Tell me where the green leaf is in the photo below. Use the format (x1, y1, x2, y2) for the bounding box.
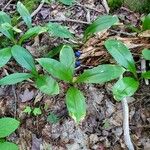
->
(33, 107, 42, 116)
(84, 15, 119, 39)
(0, 23, 14, 41)
(58, 0, 75, 5)
(66, 87, 86, 123)
(0, 117, 20, 138)
(37, 58, 73, 82)
(19, 26, 47, 44)
(142, 13, 150, 31)
(60, 45, 75, 74)
(112, 77, 139, 101)
(142, 49, 150, 60)
(23, 106, 32, 115)
(46, 22, 73, 38)
(0, 73, 32, 85)
(0, 142, 18, 150)
(142, 71, 150, 79)
(0, 47, 11, 68)
(47, 113, 59, 124)
(76, 65, 125, 83)
(46, 44, 63, 58)
(35, 75, 59, 95)
(105, 39, 136, 75)
(0, 11, 11, 25)
(17, 1, 32, 28)
(11, 45, 36, 73)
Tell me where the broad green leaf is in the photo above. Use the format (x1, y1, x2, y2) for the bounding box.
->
(19, 26, 47, 44)
(58, 0, 75, 5)
(112, 77, 139, 101)
(59, 45, 75, 74)
(0, 23, 14, 41)
(37, 58, 73, 82)
(17, 1, 32, 28)
(35, 75, 59, 95)
(0, 73, 32, 85)
(66, 87, 86, 123)
(11, 45, 36, 73)
(46, 22, 73, 38)
(0, 47, 11, 68)
(0, 117, 20, 138)
(84, 15, 119, 39)
(142, 49, 150, 60)
(0, 142, 18, 150)
(46, 44, 63, 58)
(0, 11, 11, 25)
(105, 39, 136, 75)
(76, 65, 125, 83)
(142, 13, 150, 31)
(0, 23, 22, 33)
(142, 71, 150, 79)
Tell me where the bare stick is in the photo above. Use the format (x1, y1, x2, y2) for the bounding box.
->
(49, 18, 90, 24)
(75, 2, 101, 13)
(2, 0, 13, 11)
(122, 97, 135, 150)
(101, 0, 110, 14)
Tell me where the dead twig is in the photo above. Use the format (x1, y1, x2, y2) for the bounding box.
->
(75, 2, 102, 13)
(122, 97, 135, 150)
(101, 0, 110, 14)
(49, 18, 90, 24)
(2, 0, 13, 11)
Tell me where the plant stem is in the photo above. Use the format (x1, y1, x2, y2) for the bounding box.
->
(122, 97, 134, 150)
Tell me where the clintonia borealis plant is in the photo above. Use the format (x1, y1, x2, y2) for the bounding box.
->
(105, 39, 140, 150)
(37, 45, 125, 123)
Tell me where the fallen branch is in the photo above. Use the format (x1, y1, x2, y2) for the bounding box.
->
(122, 97, 135, 150)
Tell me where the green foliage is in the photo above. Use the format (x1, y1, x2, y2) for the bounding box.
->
(84, 15, 119, 40)
(23, 106, 42, 116)
(37, 58, 73, 82)
(142, 71, 150, 79)
(142, 14, 150, 31)
(0, 11, 11, 25)
(0, 48, 11, 68)
(112, 77, 139, 101)
(66, 87, 86, 123)
(33, 107, 42, 116)
(58, 0, 75, 5)
(142, 49, 150, 60)
(23, 106, 32, 115)
(75, 65, 125, 83)
(108, 0, 124, 12)
(47, 113, 59, 124)
(0, 142, 18, 150)
(17, 1, 32, 28)
(0, 73, 32, 85)
(11, 45, 37, 74)
(19, 26, 47, 44)
(105, 39, 137, 76)
(46, 22, 73, 38)
(0, 118, 20, 138)
(35, 75, 59, 95)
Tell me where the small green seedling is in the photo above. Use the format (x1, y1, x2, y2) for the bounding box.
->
(23, 106, 42, 116)
(47, 113, 60, 124)
(0, 117, 20, 150)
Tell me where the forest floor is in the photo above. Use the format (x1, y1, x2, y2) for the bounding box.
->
(0, 0, 150, 150)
